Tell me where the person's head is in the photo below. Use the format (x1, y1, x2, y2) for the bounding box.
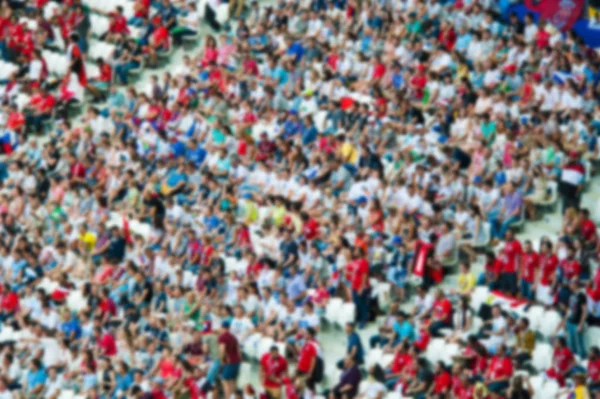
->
(554, 336, 567, 349)
(492, 305, 502, 318)
(504, 228, 514, 242)
(524, 240, 532, 253)
(344, 322, 355, 335)
(459, 261, 470, 275)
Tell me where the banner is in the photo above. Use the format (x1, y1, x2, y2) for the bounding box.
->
(509, 1, 600, 48)
(524, 0, 585, 31)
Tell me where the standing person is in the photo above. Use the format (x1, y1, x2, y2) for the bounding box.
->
(296, 327, 322, 393)
(557, 279, 587, 358)
(260, 346, 288, 399)
(219, 321, 242, 399)
(559, 151, 585, 213)
(66, 33, 87, 87)
(520, 240, 539, 304)
(337, 323, 364, 369)
(499, 229, 522, 297)
(349, 248, 370, 329)
(536, 240, 558, 307)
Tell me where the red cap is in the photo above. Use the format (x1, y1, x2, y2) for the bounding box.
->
(503, 64, 516, 74)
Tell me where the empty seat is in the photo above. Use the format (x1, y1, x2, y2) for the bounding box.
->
(531, 343, 552, 372)
(538, 309, 562, 339)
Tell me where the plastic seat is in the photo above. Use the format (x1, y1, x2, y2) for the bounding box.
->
(337, 302, 356, 326)
(425, 338, 445, 365)
(470, 286, 490, 313)
(538, 309, 562, 339)
(537, 379, 560, 399)
(525, 305, 544, 332)
(531, 343, 552, 372)
(256, 336, 274, 359)
(440, 343, 461, 365)
(325, 298, 343, 325)
(509, 206, 526, 232)
(365, 348, 383, 368)
(537, 180, 558, 210)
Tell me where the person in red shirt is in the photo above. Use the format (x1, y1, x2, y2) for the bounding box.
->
(499, 229, 522, 296)
(578, 208, 598, 249)
(520, 240, 539, 303)
(409, 64, 427, 100)
(537, 240, 558, 306)
(296, 327, 321, 391)
(485, 344, 513, 395)
(438, 21, 456, 50)
(0, 283, 19, 316)
(260, 346, 288, 399)
(145, 19, 169, 67)
(479, 251, 502, 290)
(218, 321, 242, 399)
(24, 86, 55, 134)
(301, 212, 320, 241)
(384, 342, 410, 388)
(87, 58, 113, 101)
(430, 361, 451, 396)
(588, 346, 600, 390)
(559, 245, 581, 284)
(349, 248, 370, 328)
(103, 6, 130, 41)
(546, 337, 575, 386)
(428, 289, 453, 337)
(96, 327, 118, 357)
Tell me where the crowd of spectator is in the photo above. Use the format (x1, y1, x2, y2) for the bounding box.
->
(0, 0, 598, 398)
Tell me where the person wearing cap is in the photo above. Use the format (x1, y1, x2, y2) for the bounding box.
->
(260, 345, 288, 399)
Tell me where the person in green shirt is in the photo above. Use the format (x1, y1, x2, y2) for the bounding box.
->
(183, 291, 201, 327)
(406, 13, 422, 37)
(480, 114, 496, 147)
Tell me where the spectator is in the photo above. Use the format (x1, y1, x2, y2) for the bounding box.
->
(219, 321, 242, 399)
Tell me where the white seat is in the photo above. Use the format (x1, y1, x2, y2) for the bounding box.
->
(337, 302, 356, 326)
(365, 348, 383, 368)
(586, 327, 600, 347)
(58, 390, 76, 399)
(440, 343, 461, 365)
(89, 14, 110, 37)
(215, 3, 230, 24)
(525, 305, 544, 332)
(424, 338, 445, 365)
(531, 342, 553, 372)
(256, 336, 274, 359)
(325, 298, 343, 325)
(529, 375, 543, 397)
(470, 286, 490, 313)
(536, 379, 560, 399)
(538, 180, 558, 209)
(538, 309, 562, 339)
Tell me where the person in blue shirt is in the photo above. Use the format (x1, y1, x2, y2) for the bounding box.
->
(164, 163, 188, 196)
(286, 37, 304, 63)
(60, 311, 82, 341)
(25, 359, 47, 396)
(185, 138, 207, 166)
(392, 311, 415, 345)
(337, 323, 364, 369)
(282, 111, 302, 139)
(285, 266, 307, 306)
(301, 116, 318, 146)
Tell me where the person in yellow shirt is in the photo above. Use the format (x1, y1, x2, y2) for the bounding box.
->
(457, 262, 476, 295)
(78, 223, 97, 252)
(337, 134, 359, 164)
